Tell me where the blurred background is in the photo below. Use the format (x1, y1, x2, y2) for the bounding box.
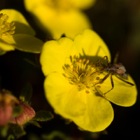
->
(0, 0, 140, 139)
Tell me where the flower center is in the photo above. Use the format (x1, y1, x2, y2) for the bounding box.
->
(63, 55, 101, 92)
(0, 13, 15, 38)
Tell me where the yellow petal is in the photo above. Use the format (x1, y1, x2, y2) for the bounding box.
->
(1, 34, 15, 44)
(50, 10, 92, 39)
(0, 39, 15, 51)
(1, 9, 35, 35)
(69, 0, 96, 9)
(0, 35, 15, 51)
(44, 73, 86, 117)
(97, 74, 137, 107)
(13, 34, 43, 53)
(40, 38, 74, 75)
(24, 0, 96, 10)
(44, 73, 114, 132)
(24, 0, 92, 39)
(74, 29, 111, 60)
(80, 93, 113, 132)
(24, 0, 44, 10)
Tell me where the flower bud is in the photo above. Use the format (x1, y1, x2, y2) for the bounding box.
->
(10, 102, 35, 125)
(0, 89, 18, 126)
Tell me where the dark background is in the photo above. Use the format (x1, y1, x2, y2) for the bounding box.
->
(0, 0, 140, 139)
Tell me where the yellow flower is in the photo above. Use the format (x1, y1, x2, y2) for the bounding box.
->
(0, 9, 43, 54)
(40, 29, 137, 132)
(66, 0, 96, 9)
(24, 0, 93, 39)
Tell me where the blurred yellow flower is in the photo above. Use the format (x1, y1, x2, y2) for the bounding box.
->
(24, 0, 94, 39)
(0, 9, 43, 54)
(67, 0, 96, 9)
(40, 29, 137, 132)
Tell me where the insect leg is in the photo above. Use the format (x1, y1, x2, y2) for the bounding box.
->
(98, 73, 110, 84)
(103, 74, 114, 95)
(115, 75, 134, 86)
(94, 73, 110, 96)
(94, 85, 104, 97)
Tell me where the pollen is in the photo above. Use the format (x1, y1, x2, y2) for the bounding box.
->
(63, 55, 100, 91)
(0, 13, 16, 38)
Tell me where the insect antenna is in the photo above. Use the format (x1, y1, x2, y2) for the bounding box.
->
(113, 52, 119, 64)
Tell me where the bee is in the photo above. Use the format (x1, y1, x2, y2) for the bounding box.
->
(94, 55, 134, 95)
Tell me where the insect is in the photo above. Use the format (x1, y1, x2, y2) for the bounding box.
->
(94, 55, 134, 95)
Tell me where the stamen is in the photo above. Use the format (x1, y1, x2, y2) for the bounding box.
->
(0, 13, 16, 38)
(63, 56, 98, 91)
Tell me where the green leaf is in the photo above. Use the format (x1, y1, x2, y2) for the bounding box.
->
(10, 125, 26, 139)
(19, 83, 32, 102)
(28, 120, 41, 128)
(13, 34, 43, 53)
(0, 125, 9, 138)
(0, 50, 6, 55)
(42, 131, 71, 140)
(7, 135, 15, 140)
(33, 111, 53, 122)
